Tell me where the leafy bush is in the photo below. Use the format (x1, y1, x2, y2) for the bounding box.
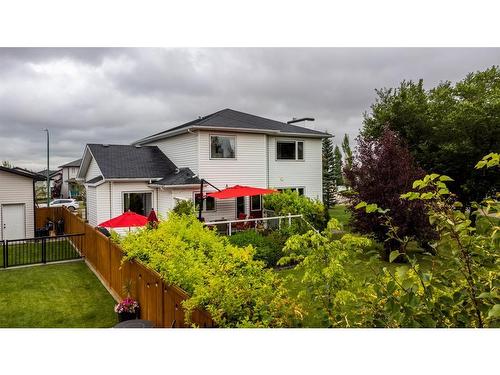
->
(279, 218, 374, 327)
(172, 199, 195, 216)
(355, 153, 500, 327)
(119, 213, 301, 327)
(344, 127, 436, 257)
(228, 230, 288, 267)
(264, 190, 329, 230)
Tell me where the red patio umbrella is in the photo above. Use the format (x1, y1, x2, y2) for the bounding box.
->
(98, 211, 148, 229)
(206, 185, 277, 199)
(147, 209, 159, 228)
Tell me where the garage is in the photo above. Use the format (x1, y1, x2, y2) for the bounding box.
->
(0, 166, 43, 240)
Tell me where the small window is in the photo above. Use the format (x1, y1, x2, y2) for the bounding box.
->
(250, 195, 261, 211)
(205, 196, 216, 211)
(277, 140, 304, 160)
(194, 193, 216, 212)
(297, 142, 304, 160)
(210, 135, 236, 159)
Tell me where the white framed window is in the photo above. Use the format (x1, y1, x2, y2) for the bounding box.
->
(210, 135, 236, 159)
(277, 187, 305, 196)
(250, 195, 262, 211)
(276, 140, 304, 160)
(194, 193, 216, 212)
(123, 192, 152, 216)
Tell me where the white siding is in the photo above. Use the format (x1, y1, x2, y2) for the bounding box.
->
(268, 136, 323, 201)
(85, 158, 101, 181)
(197, 131, 268, 219)
(146, 132, 199, 174)
(86, 186, 97, 226)
(0, 171, 35, 240)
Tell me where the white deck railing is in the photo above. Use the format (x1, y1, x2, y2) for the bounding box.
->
(204, 214, 303, 235)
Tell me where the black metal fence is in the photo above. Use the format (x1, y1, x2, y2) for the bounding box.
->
(1, 233, 84, 268)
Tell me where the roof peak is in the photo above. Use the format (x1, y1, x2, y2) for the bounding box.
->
(135, 108, 329, 144)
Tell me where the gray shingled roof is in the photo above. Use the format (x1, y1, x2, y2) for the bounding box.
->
(86, 176, 104, 184)
(153, 167, 200, 186)
(137, 108, 330, 143)
(37, 169, 61, 178)
(1, 166, 45, 180)
(59, 158, 82, 168)
(88, 144, 178, 179)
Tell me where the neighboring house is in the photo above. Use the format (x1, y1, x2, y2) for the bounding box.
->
(0, 166, 44, 240)
(36, 169, 63, 198)
(77, 109, 330, 227)
(58, 158, 83, 198)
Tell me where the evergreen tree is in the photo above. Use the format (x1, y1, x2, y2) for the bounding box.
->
(333, 145, 343, 186)
(322, 136, 336, 208)
(341, 134, 353, 170)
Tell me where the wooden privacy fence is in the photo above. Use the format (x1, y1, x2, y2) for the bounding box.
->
(36, 207, 215, 328)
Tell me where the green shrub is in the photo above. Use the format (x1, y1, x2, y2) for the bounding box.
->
(228, 230, 287, 267)
(264, 190, 329, 230)
(172, 199, 195, 216)
(119, 213, 301, 327)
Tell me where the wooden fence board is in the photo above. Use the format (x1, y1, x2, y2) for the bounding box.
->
(35, 207, 215, 328)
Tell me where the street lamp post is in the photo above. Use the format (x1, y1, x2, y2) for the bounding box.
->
(44, 129, 50, 207)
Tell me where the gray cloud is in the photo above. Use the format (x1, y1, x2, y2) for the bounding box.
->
(1, 47, 499, 171)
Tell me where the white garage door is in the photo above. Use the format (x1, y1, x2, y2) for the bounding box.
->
(2, 204, 26, 240)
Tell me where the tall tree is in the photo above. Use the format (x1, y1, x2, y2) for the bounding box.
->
(344, 128, 435, 258)
(322, 136, 336, 208)
(362, 66, 500, 205)
(333, 145, 343, 186)
(341, 134, 353, 170)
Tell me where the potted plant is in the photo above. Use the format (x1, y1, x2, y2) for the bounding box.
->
(115, 297, 140, 322)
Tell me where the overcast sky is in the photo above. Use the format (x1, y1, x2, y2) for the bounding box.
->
(1, 47, 499, 171)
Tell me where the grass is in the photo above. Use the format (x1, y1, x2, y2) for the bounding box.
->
(0, 239, 80, 267)
(0, 261, 118, 328)
(329, 204, 351, 228)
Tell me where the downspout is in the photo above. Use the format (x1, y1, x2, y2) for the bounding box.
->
(109, 182, 112, 219)
(266, 134, 270, 188)
(33, 179, 37, 236)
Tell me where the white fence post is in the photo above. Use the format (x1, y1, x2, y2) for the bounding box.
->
(288, 213, 292, 226)
(228, 222, 232, 236)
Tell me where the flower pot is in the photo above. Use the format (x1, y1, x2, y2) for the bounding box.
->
(117, 310, 139, 322)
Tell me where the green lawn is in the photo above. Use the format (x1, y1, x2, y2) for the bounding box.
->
(0, 261, 117, 328)
(0, 239, 80, 267)
(329, 205, 351, 228)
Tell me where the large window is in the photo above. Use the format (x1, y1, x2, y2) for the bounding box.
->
(194, 193, 216, 212)
(210, 135, 236, 159)
(277, 140, 304, 160)
(123, 192, 152, 216)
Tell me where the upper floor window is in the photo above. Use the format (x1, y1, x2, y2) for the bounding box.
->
(277, 140, 304, 160)
(210, 135, 236, 159)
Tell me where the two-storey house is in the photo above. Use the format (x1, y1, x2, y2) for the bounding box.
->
(58, 158, 83, 198)
(77, 109, 330, 227)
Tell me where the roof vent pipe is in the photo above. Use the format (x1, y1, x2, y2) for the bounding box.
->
(286, 117, 315, 125)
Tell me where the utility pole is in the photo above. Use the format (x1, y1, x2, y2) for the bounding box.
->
(44, 129, 50, 207)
